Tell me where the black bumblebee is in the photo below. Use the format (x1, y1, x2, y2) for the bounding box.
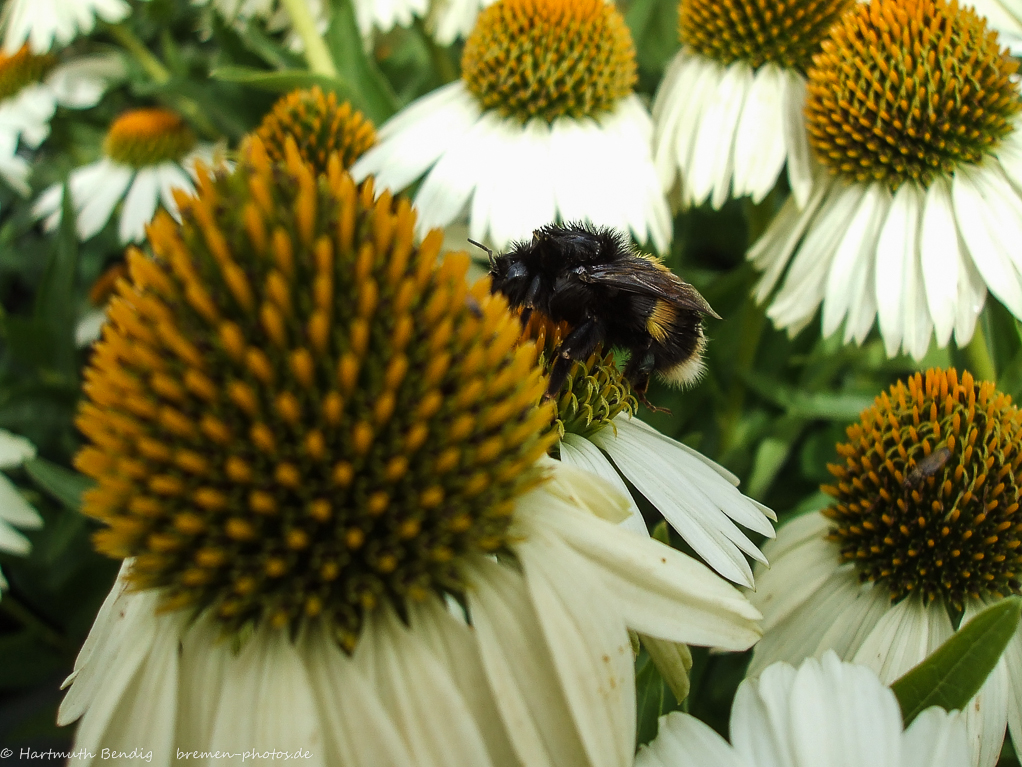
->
(483, 222, 719, 405)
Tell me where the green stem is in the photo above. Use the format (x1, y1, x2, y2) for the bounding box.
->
(0, 594, 69, 652)
(280, 0, 338, 77)
(105, 23, 170, 83)
(964, 322, 997, 383)
(415, 18, 458, 84)
(719, 295, 766, 454)
(105, 24, 221, 140)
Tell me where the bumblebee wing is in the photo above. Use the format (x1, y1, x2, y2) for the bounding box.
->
(578, 261, 720, 318)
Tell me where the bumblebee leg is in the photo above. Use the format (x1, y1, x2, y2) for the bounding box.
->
(546, 317, 604, 398)
(623, 348, 672, 414)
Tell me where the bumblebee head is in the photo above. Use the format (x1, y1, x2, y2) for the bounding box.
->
(487, 252, 534, 305)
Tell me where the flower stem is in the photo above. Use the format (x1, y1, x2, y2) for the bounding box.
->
(964, 322, 997, 383)
(0, 593, 70, 652)
(280, 0, 338, 77)
(415, 18, 458, 84)
(105, 24, 221, 140)
(106, 23, 170, 83)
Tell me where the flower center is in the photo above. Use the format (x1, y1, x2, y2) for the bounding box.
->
(255, 86, 376, 177)
(823, 368, 1022, 608)
(461, 0, 637, 122)
(74, 137, 555, 648)
(679, 0, 852, 71)
(103, 108, 198, 169)
(806, 0, 1022, 190)
(0, 46, 54, 102)
(524, 314, 637, 441)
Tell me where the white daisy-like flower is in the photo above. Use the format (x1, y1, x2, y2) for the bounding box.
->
(527, 319, 775, 587)
(61, 143, 762, 765)
(33, 107, 215, 243)
(192, 0, 328, 46)
(1, 0, 129, 54)
(351, 0, 672, 253)
(651, 0, 852, 210)
(967, 0, 1022, 52)
(750, 0, 1022, 360)
(638, 652, 971, 767)
(747, 369, 1022, 767)
(0, 46, 123, 193)
(0, 429, 42, 593)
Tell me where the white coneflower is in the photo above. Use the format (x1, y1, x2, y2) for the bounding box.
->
(0, 46, 122, 194)
(651, 0, 852, 210)
(0, 429, 41, 592)
(748, 369, 1022, 767)
(59, 137, 762, 767)
(1, 0, 128, 54)
(526, 317, 776, 587)
(639, 653, 971, 767)
(750, 0, 1022, 360)
(33, 107, 215, 243)
(351, 0, 672, 254)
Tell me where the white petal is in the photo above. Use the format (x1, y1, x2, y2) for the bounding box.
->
(920, 176, 961, 346)
(467, 556, 591, 767)
(517, 527, 635, 767)
(0, 473, 41, 532)
(904, 707, 971, 767)
(354, 605, 493, 767)
(781, 72, 812, 207)
(852, 595, 953, 683)
(961, 599, 1011, 767)
(559, 433, 647, 536)
(687, 61, 753, 209)
(874, 181, 923, 357)
(206, 629, 325, 765)
(118, 169, 160, 244)
(821, 182, 887, 339)
(732, 63, 787, 203)
(515, 491, 762, 649)
(637, 711, 743, 767)
(0, 429, 35, 468)
(1004, 624, 1022, 764)
(76, 160, 132, 240)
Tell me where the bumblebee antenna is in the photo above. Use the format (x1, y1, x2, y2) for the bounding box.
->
(467, 238, 495, 266)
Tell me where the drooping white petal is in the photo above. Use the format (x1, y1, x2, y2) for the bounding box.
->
(751, 533, 840, 632)
(687, 60, 753, 209)
(961, 599, 1011, 767)
(118, 169, 160, 244)
(406, 597, 519, 767)
(354, 605, 494, 767)
(206, 628, 326, 766)
(952, 165, 1022, 317)
(732, 62, 787, 204)
(515, 491, 762, 649)
(781, 72, 812, 207)
(74, 160, 133, 240)
(301, 625, 417, 767)
(0, 473, 42, 532)
(466, 556, 592, 767)
(920, 176, 961, 346)
(1003, 623, 1022, 764)
(852, 594, 953, 683)
(822, 182, 887, 339)
(651, 52, 700, 191)
(47, 53, 125, 109)
(517, 525, 635, 767)
(558, 433, 647, 536)
(874, 181, 925, 358)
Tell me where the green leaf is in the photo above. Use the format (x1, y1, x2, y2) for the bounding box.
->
(211, 66, 358, 101)
(23, 457, 93, 514)
(634, 651, 666, 748)
(32, 184, 78, 379)
(891, 596, 1022, 724)
(325, 0, 400, 123)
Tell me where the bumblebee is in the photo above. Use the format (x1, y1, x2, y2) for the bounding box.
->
(484, 222, 718, 405)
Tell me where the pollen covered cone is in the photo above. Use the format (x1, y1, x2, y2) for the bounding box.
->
(823, 368, 1022, 608)
(0, 44, 53, 100)
(74, 136, 554, 648)
(255, 86, 377, 178)
(523, 313, 637, 441)
(679, 0, 853, 71)
(461, 0, 637, 122)
(806, 0, 1022, 188)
